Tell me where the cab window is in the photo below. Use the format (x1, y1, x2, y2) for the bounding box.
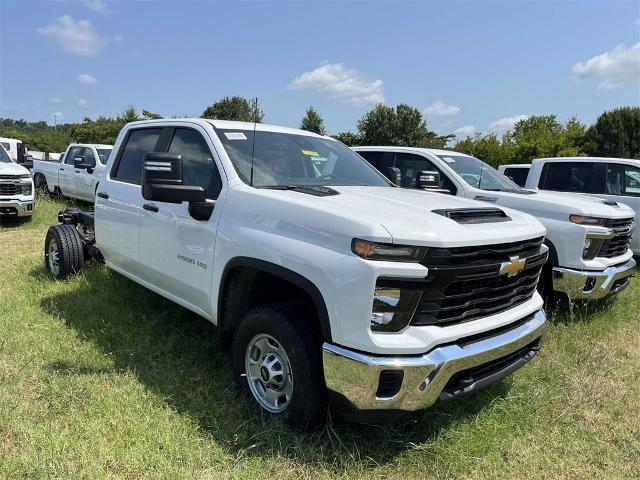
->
(503, 167, 529, 187)
(394, 153, 457, 193)
(605, 163, 640, 197)
(167, 128, 222, 199)
(112, 128, 163, 184)
(66, 146, 83, 165)
(538, 162, 597, 193)
(83, 148, 96, 168)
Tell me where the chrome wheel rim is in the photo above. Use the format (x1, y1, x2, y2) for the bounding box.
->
(47, 239, 60, 277)
(245, 334, 293, 413)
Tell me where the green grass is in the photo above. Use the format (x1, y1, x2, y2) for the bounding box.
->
(1, 196, 639, 479)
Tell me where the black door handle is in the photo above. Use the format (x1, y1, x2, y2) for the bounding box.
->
(143, 203, 158, 213)
(60, 167, 64, 171)
(97, 191, 109, 199)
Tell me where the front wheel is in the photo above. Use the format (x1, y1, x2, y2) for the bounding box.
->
(44, 224, 85, 279)
(232, 304, 327, 430)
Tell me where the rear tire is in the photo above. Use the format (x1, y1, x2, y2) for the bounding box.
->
(232, 304, 327, 430)
(44, 225, 85, 279)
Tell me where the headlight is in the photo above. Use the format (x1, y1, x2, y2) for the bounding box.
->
(21, 182, 32, 195)
(569, 215, 608, 226)
(352, 238, 427, 262)
(371, 287, 422, 332)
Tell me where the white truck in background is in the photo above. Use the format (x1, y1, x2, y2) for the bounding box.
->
(355, 147, 636, 301)
(524, 157, 639, 256)
(32, 143, 113, 203)
(0, 137, 33, 170)
(43, 119, 549, 429)
(0, 143, 34, 218)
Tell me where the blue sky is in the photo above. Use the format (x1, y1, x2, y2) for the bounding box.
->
(1, 0, 639, 137)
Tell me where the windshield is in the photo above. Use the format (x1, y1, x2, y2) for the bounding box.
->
(0, 146, 12, 163)
(97, 148, 112, 164)
(216, 129, 390, 188)
(437, 154, 523, 192)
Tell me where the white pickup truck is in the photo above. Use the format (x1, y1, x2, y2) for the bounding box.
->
(43, 119, 549, 429)
(354, 147, 636, 301)
(0, 144, 34, 218)
(524, 157, 639, 256)
(32, 143, 113, 202)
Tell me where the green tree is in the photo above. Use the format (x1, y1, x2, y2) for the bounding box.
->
(510, 115, 587, 162)
(332, 132, 363, 146)
(584, 107, 640, 159)
(356, 104, 452, 148)
(300, 106, 326, 135)
(142, 109, 163, 120)
(201, 96, 264, 122)
(454, 133, 513, 167)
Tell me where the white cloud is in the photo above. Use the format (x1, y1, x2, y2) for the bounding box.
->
(78, 99, 89, 108)
(454, 125, 476, 138)
(47, 97, 63, 104)
(81, 0, 110, 15)
(489, 114, 529, 133)
(77, 74, 97, 84)
(572, 43, 640, 89)
(423, 100, 460, 117)
(288, 62, 384, 107)
(37, 15, 107, 56)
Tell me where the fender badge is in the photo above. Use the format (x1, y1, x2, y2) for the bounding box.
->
(499, 256, 526, 277)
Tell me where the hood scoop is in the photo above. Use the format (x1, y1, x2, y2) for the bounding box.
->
(432, 208, 511, 224)
(292, 185, 340, 197)
(602, 200, 619, 207)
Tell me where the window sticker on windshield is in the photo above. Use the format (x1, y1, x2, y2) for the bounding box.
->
(443, 157, 455, 163)
(224, 132, 247, 140)
(302, 150, 320, 157)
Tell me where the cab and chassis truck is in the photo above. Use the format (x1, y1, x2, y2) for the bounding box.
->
(44, 119, 549, 429)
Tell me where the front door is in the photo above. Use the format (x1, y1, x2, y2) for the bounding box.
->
(139, 125, 224, 315)
(60, 146, 82, 196)
(74, 147, 98, 202)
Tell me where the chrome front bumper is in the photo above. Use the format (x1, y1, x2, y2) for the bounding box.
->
(553, 258, 636, 300)
(0, 198, 33, 217)
(322, 309, 546, 412)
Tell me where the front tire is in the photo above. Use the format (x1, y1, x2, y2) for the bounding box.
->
(232, 304, 327, 430)
(44, 225, 85, 279)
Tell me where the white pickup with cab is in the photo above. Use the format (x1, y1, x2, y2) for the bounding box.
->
(355, 147, 636, 301)
(32, 143, 113, 202)
(43, 119, 549, 429)
(0, 144, 34, 218)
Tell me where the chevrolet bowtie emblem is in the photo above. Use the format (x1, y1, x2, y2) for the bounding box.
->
(499, 256, 526, 277)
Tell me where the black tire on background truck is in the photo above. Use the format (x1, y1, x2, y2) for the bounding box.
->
(44, 225, 85, 279)
(232, 304, 327, 430)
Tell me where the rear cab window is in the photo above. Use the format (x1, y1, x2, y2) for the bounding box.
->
(503, 167, 529, 187)
(538, 162, 598, 193)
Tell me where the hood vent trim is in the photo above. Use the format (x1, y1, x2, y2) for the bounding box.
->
(432, 208, 512, 224)
(292, 185, 340, 197)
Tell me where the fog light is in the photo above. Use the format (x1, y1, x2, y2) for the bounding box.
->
(584, 277, 597, 292)
(371, 287, 422, 332)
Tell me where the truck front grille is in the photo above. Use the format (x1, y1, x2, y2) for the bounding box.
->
(598, 218, 634, 258)
(395, 237, 548, 327)
(0, 182, 19, 196)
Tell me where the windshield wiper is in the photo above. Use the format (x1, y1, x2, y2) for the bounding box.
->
(256, 185, 300, 190)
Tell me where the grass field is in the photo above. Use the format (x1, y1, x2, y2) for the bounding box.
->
(1, 196, 639, 479)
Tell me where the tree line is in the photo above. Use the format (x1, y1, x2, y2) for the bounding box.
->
(1, 96, 637, 164)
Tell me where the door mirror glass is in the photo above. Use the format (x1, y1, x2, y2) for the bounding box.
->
(416, 170, 441, 189)
(74, 157, 89, 169)
(142, 152, 206, 204)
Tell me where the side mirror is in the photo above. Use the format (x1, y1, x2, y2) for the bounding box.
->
(386, 166, 402, 185)
(416, 170, 441, 189)
(142, 152, 206, 204)
(74, 157, 88, 169)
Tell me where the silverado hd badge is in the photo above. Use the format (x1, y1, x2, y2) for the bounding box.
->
(499, 256, 526, 277)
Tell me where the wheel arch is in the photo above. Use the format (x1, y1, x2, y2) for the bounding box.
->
(218, 257, 332, 342)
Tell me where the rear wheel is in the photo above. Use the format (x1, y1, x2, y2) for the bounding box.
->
(232, 304, 327, 430)
(44, 225, 85, 279)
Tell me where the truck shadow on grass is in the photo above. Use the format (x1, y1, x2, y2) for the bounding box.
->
(37, 263, 515, 468)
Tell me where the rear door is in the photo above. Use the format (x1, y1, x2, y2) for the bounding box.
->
(95, 128, 164, 276)
(139, 125, 224, 314)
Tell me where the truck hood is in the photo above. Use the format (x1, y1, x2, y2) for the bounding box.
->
(486, 189, 635, 219)
(257, 185, 546, 247)
(0, 162, 30, 176)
